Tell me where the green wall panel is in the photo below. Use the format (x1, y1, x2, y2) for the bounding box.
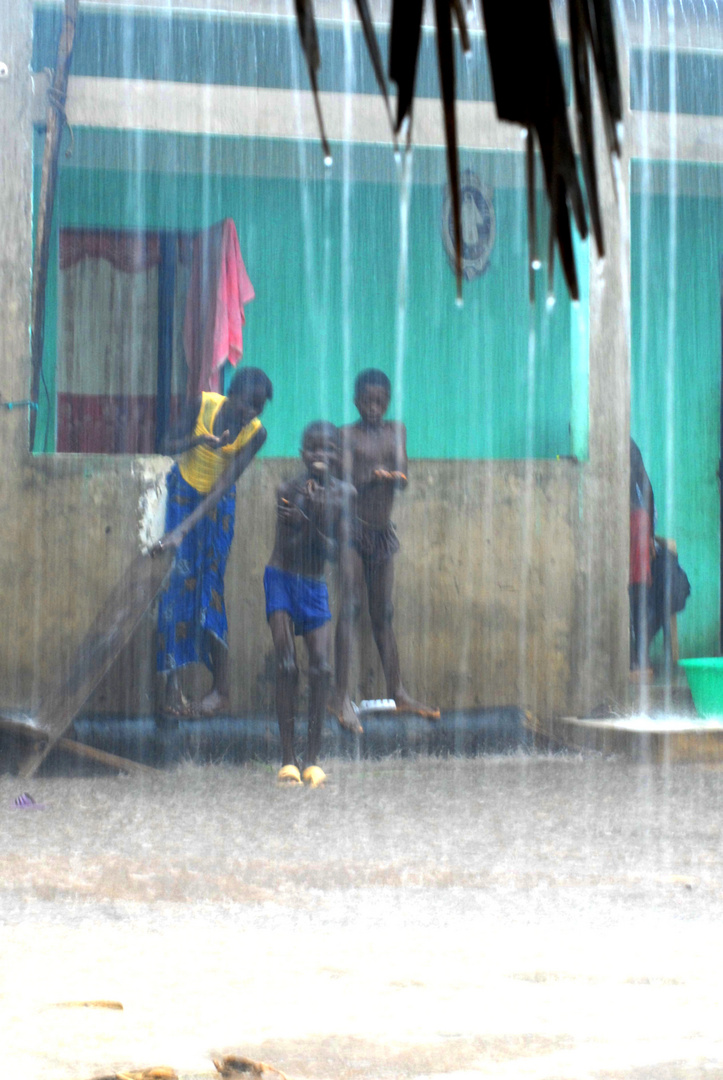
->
(35, 133, 576, 461)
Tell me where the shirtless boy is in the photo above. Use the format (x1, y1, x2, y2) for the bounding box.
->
(330, 369, 440, 721)
(265, 421, 356, 786)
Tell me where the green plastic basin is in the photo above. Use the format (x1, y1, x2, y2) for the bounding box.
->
(680, 658, 723, 718)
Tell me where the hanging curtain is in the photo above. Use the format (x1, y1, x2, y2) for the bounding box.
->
(56, 229, 189, 453)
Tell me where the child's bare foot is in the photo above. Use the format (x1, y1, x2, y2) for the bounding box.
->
(162, 686, 189, 718)
(327, 693, 363, 735)
(189, 689, 230, 718)
(392, 690, 441, 720)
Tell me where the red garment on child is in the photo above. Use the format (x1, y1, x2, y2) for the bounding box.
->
(630, 508, 653, 586)
(183, 219, 255, 395)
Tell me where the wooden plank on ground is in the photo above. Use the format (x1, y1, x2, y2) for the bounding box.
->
(16, 549, 173, 779)
(0, 713, 42, 740)
(14, 420, 265, 779)
(56, 736, 159, 776)
(0, 713, 159, 777)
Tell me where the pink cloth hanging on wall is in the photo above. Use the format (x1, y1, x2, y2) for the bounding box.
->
(183, 219, 255, 396)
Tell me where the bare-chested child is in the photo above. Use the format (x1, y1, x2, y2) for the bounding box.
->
(264, 421, 357, 787)
(330, 369, 440, 722)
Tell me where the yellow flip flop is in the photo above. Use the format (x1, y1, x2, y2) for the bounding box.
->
(277, 764, 302, 785)
(302, 765, 327, 788)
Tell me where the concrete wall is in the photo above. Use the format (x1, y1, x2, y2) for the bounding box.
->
(86, 457, 586, 720)
(0, 446, 628, 722)
(0, 0, 630, 725)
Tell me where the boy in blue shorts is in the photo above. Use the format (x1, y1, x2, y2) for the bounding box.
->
(264, 421, 357, 786)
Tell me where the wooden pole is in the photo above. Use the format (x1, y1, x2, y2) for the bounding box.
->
(16, 547, 174, 779)
(29, 0, 80, 451)
(55, 735, 160, 776)
(0, 713, 159, 777)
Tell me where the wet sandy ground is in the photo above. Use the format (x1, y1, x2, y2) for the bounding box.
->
(2, 753, 723, 1080)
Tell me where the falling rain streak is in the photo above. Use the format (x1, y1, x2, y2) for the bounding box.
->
(3, 0, 723, 1077)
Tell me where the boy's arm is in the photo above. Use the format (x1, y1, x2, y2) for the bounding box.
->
(641, 465, 655, 529)
(338, 482, 356, 545)
(394, 423, 408, 479)
(339, 427, 356, 485)
(303, 478, 340, 561)
(277, 480, 305, 530)
(373, 423, 408, 489)
(631, 440, 655, 533)
(336, 483, 357, 576)
(154, 426, 267, 551)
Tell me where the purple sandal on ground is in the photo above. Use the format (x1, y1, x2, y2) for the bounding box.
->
(11, 792, 46, 810)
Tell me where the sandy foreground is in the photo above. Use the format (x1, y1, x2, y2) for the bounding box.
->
(1, 753, 723, 1080)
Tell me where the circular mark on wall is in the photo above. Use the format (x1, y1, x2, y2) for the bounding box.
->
(442, 171, 495, 281)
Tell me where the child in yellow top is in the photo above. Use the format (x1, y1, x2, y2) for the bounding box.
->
(156, 367, 272, 717)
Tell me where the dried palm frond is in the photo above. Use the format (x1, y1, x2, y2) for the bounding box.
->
(388, 0, 425, 135)
(481, 0, 587, 297)
(294, 0, 331, 162)
(292, 0, 622, 302)
(353, 0, 394, 130)
(569, 0, 604, 255)
(433, 0, 463, 297)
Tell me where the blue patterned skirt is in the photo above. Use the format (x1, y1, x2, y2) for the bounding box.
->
(157, 463, 236, 673)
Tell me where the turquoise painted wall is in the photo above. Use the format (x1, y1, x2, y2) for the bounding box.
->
(36, 133, 575, 461)
(631, 176, 723, 659)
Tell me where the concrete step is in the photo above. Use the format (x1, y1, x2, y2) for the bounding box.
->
(625, 675, 695, 716)
(526, 710, 723, 764)
(0, 707, 536, 775)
